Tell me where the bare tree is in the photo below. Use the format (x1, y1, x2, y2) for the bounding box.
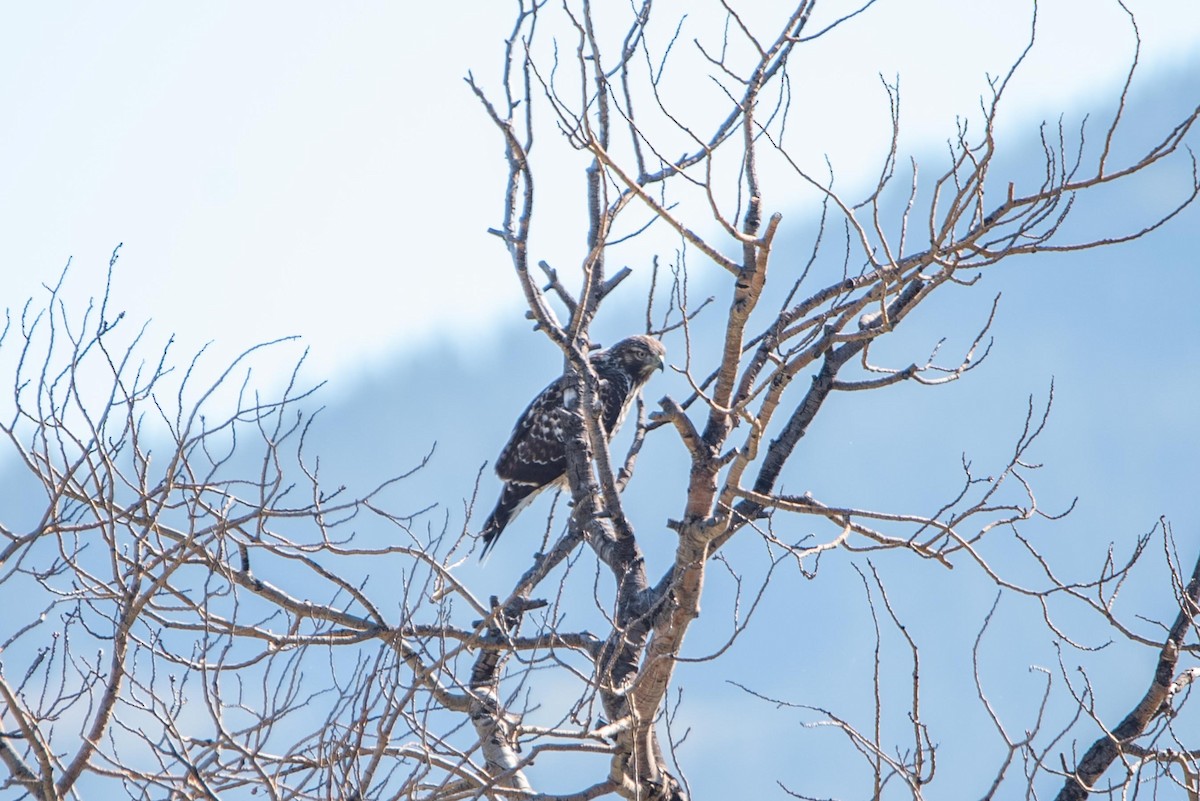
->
(2, 2, 1199, 800)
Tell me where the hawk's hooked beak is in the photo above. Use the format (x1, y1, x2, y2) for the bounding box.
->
(655, 356, 665, 372)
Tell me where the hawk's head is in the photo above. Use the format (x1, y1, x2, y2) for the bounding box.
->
(598, 335, 666, 383)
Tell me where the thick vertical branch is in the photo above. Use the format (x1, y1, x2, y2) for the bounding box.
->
(468, 596, 543, 794)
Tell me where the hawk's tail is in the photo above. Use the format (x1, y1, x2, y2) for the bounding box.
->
(479, 481, 539, 559)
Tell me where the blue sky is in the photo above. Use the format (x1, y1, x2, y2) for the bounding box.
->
(2, 3, 1200, 797)
(2, 1, 1198, 391)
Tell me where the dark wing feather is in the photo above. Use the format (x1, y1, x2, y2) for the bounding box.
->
(495, 375, 571, 486)
(480, 376, 572, 557)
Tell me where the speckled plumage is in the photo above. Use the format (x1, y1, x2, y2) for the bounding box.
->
(479, 336, 665, 558)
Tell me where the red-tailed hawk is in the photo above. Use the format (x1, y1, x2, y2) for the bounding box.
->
(479, 335, 666, 558)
